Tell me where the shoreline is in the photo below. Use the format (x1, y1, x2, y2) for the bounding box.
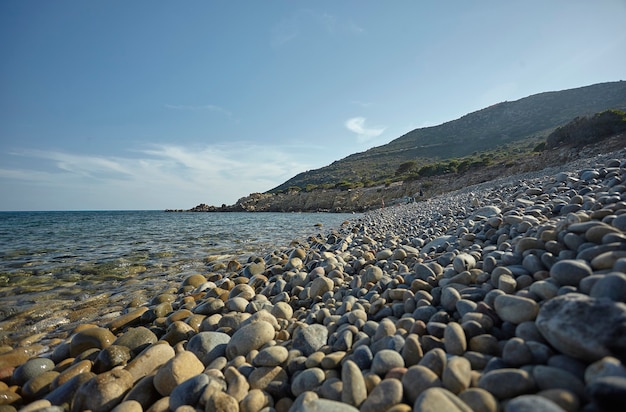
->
(1, 150, 626, 411)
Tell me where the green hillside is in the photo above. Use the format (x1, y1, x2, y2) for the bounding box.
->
(270, 81, 626, 192)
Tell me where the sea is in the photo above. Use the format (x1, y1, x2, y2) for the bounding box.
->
(0, 210, 358, 342)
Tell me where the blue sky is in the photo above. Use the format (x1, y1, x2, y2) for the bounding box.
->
(1, 1, 625, 211)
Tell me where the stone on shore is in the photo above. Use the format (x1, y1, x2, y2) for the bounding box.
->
(292, 324, 329, 356)
(124, 343, 175, 383)
(341, 360, 367, 407)
(69, 327, 116, 357)
(535, 293, 626, 362)
(494, 295, 539, 324)
(360, 378, 403, 412)
(186, 331, 231, 365)
(413, 387, 473, 412)
(153, 350, 204, 396)
(71, 369, 134, 412)
(478, 369, 536, 399)
(225, 320, 275, 359)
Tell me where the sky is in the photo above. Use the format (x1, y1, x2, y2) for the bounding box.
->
(1, 1, 625, 211)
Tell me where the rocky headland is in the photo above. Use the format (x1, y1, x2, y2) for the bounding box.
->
(173, 134, 626, 214)
(2, 148, 626, 411)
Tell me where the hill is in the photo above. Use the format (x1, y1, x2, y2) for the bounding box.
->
(271, 81, 626, 192)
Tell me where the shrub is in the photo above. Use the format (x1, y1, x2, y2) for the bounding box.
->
(396, 160, 417, 176)
(546, 110, 626, 148)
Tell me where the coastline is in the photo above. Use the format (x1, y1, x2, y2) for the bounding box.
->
(169, 134, 626, 215)
(1, 149, 626, 410)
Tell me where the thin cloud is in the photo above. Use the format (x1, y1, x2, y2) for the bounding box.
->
(347, 20, 365, 34)
(164, 104, 233, 117)
(2, 143, 313, 209)
(271, 10, 364, 48)
(11, 150, 133, 179)
(345, 117, 386, 143)
(351, 100, 374, 108)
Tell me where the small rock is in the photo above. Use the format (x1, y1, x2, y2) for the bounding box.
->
(22, 370, 59, 399)
(360, 378, 403, 412)
(537, 389, 580, 412)
(494, 295, 539, 324)
(119, 375, 160, 411)
(225, 320, 275, 359)
(371, 349, 405, 376)
(402, 334, 423, 366)
(186, 331, 231, 366)
(111, 400, 143, 412)
(536, 293, 626, 363)
(253, 345, 289, 367)
(291, 391, 359, 412)
(549, 260, 592, 287)
(310, 276, 334, 298)
(19, 400, 53, 412)
(93, 345, 132, 373)
(161, 320, 195, 345)
(458, 388, 498, 412)
(292, 324, 329, 356)
(107, 307, 149, 333)
(532, 365, 585, 398)
(413, 387, 473, 412)
(444, 322, 467, 356)
(291, 367, 325, 397)
(478, 368, 536, 399)
(71, 369, 134, 412)
(248, 366, 290, 398)
(585, 356, 626, 384)
(124, 343, 175, 383)
(205, 391, 239, 412)
(402, 365, 442, 404)
(502, 338, 534, 367)
(419, 348, 447, 377)
(589, 273, 626, 302)
(505, 395, 567, 412)
(113, 326, 158, 356)
(321, 351, 346, 369)
(586, 376, 626, 412)
(271, 301, 294, 320)
(442, 356, 472, 394)
(153, 350, 204, 396)
(12, 357, 55, 386)
(70, 327, 116, 357)
(240, 389, 272, 412)
(453, 254, 476, 273)
(45, 371, 95, 407)
(342, 360, 367, 407)
(168, 373, 210, 411)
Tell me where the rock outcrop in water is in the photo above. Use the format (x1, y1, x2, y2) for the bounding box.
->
(2, 149, 626, 411)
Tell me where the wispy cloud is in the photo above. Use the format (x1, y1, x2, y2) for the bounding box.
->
(1, 143, 313, 210)
(271, 10, 364, 48)
(351, 100, 374, 108)
(7, 150, 134, 179)
(345, 117, 386, 143)
(164, 104, 233, 117)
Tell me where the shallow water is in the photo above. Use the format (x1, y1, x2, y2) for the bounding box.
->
(0, 210, 357, 342)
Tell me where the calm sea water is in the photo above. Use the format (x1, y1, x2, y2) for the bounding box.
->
(0, 210, 357, 292)
(0, 211, 357, 334)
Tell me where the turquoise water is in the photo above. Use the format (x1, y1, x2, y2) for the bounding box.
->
(0, 211, 357, 334)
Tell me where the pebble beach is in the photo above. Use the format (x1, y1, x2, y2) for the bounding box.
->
(2, 150, 626, 412)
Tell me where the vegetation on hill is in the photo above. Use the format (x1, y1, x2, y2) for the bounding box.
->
(270, 81, 626, 193)
(546, 109, 626, 148)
